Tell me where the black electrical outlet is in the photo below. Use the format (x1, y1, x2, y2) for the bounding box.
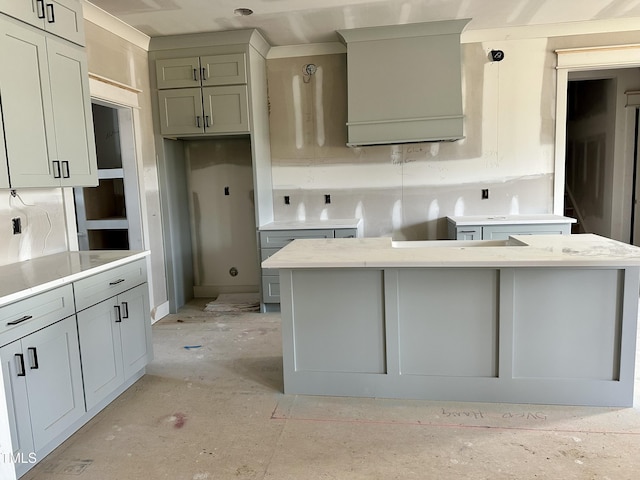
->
(325, 194, 331, 204)
(224, 186, 230, 196)
(12, 217, 21, 234)
(284, 195, 290, 205)
(482, 189, 489, 200)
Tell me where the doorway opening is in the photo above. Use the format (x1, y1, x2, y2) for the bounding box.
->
(74, 101, 143, 251)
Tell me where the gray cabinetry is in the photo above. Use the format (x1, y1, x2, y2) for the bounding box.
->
(0, 0, 85, 45)
(155, 53, 249, 136)
(259, 227, 358, 306)
(76, 283, 150, 411)
(0, 315, 84, 477)
(0, 13, 96, 188)
(447, 215, 575, 240)
(0, 255, 150, 479)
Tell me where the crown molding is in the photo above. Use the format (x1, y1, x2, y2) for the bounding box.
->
(82, 1, 150, 51)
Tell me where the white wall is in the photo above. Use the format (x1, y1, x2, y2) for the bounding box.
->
(266, 26, 640, 239)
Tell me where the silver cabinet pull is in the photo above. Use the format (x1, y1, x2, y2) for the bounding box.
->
(121, 302, 129, 319)
(193, 68, 198, 81)
(36, 0, 45, 18)
(61, 160, 70, 178)
(201, 67, 207, 81)
(15, 354, 25, 377)
(114, 305, 122, 323)
(52, 160, 61, 178)
(27, 347, 39, 369)
(46, 2, 55, 23)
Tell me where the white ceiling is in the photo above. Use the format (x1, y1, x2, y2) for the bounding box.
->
(87, 0, 640, 46)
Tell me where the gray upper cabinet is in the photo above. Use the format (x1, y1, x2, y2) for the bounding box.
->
(0, 0, 85, 46)
(156, 53, 247, 89)
(0, 14, 97, 188)
(155, 52, 249, 136)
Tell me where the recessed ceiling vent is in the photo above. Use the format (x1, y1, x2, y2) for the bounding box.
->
(337, 19, 470, 147)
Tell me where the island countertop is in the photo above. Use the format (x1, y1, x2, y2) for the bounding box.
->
(261, 234, 640, 269)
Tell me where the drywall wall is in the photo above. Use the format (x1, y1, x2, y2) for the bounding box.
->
(186, 138, 260, 296)
(267, 28, 640, 239)
(84, 21, 168, 319)
(0, 189, 68, 266)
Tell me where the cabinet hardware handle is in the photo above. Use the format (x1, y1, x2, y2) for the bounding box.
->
(201, 67, 206, 81)
(205, 115, 210, 127)
(196, 116, 201, 128)
(52, 160, 61, 178)
(36, 0, 45, 18)
(109, 278, 125, 286)
(121, 302, 129, 319)
(46, 3, 55, 23)
(15, 354, 26, 377)
(193, 68, 198, 81)
(7, 315, 32, 326)
(460, 230, 477, 233)
(114, 305, 122, 323)
(27, 347, 39, 370)
(61, 160, 70, 178)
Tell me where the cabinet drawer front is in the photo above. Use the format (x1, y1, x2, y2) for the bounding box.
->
(334, 228, 358, 238)
(259, 229, 334, 248)
(482, 224, 571, 240)
(261, 275, 280, 303)
(73, 259, 147, 311)
(0, 285, 75, 347)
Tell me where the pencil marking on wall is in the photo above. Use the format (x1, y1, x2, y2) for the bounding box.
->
(315, 66, 325, 147)
(292, 75, 303, 149)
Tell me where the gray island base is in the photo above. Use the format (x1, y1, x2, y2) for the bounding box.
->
(261, 234, 640, 407)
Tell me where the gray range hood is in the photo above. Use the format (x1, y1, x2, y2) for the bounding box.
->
(337, 19, 470, 147)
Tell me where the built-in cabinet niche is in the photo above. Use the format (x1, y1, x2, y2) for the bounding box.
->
(149, 29, 273, 310)
(74, 103, 143, 251)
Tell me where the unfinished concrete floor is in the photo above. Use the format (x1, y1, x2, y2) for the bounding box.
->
(23, 298, 640, 480)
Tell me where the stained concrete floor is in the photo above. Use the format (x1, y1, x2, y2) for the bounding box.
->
(23, 298, 640, 480)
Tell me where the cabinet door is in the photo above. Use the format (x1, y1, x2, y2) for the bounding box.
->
(0, 16, 57, 188)
(76, 299, 123, 411)
(47, 37, 97, 187)
(118, 284, 150, 379)
(0, 0, 43, 29)
(24, 316, 84, 451)
(41, 0, 85, 46)
(157, 88, 204, 135)
(201, 53, 246, 86)
(203, 85, 249, 133)
(155, 57, 201, 89)
(0, 340, 35, 464)
(482, 224, 569, 240)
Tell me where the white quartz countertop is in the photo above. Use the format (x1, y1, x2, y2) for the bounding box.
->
(0, 250, 149, 308)
(259, 219, 362, 230)
(447, 214, 576, 225)
(261, 234, 640, 269)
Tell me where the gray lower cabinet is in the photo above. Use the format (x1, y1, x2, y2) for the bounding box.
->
(0, 257, 150, 479)
(447, 217, 574, 240)
(259, 227, 358, 306)
(77, 284, 150, 411)
(0, 316, 84, 477)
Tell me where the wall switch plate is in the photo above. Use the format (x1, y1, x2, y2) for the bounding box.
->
(482, 189, 489, 199)
(12, 217, 21, 234)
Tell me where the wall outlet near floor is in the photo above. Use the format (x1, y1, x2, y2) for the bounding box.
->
(12, 217, 21, 235)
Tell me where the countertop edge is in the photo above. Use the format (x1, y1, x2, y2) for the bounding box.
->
(0, 251, 150, 308)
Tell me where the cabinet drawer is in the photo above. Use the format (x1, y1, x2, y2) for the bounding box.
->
(482, 224, 570, 240)
(334, 228, 358, 238)
(259, 229, 334, 248)
(261, 275, 280, 303)
(73, 259, 147, 312)
(0, 284, 75, 347)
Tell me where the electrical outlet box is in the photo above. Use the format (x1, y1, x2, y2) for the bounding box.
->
(284, 195, 290, 205)
(325, 194, 331, 204)
(482, 189, 489, 200)
(12, 217, 21, 234)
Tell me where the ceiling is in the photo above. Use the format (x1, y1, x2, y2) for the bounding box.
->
(87, 0, 640, 46)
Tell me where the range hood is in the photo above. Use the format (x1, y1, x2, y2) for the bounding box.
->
(337, 19, 470, 147)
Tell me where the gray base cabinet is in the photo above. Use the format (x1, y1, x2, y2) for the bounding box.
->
(0, 316, 84, 477)
(279, 265, 639, 407)
(259, 227, 358, 306)
(447, 216, 575, 240)
(0, 257, 151, 479)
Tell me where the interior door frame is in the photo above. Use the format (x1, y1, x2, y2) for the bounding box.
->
(553, 44, 640, 229)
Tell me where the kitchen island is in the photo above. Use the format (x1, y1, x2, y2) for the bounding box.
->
(262, 234, 640, 406)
